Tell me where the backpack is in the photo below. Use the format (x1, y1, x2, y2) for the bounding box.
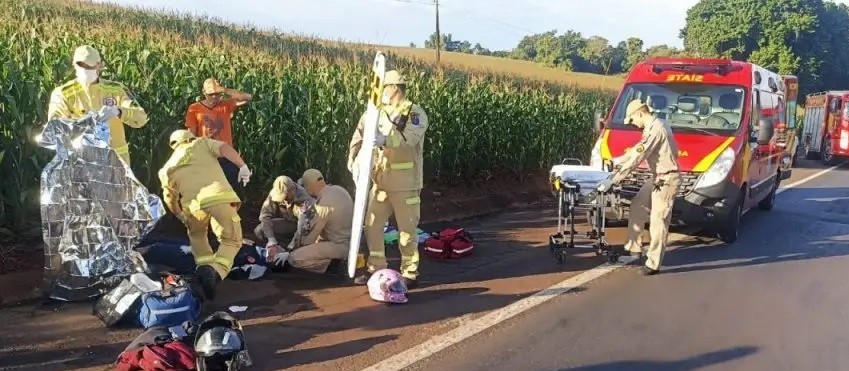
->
(137, 285, 201, 329)
(423, 228, 475, 259)
(115, 326, 197, 371)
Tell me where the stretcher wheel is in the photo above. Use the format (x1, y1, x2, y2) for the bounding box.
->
(555, 249, 565, 264)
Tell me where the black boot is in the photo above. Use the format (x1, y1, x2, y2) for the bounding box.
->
(196, 265, 221, 300)
(403, 277, 418, 289)
(640, 266, 659, 276)
(354, 270, 373, 285)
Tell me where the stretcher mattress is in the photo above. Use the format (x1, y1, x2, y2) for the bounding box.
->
(549, 165, 612, 197)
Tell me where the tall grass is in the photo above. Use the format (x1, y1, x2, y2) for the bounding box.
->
(0, 0, 616, 236)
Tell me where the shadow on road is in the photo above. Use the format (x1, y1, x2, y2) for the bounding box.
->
(553, 346, 759, 371)
(662, 185, 849, 275)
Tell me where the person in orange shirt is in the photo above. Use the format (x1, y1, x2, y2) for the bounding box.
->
(185, 78, 252, 192)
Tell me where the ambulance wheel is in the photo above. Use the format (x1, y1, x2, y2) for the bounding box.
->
(717, 192, 743, 244)
(757, 177, 778, 211)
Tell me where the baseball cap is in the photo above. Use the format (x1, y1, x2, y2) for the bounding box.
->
(203, 78, 226, 95)
(168, 129, 196, 149)
(299, 169, 324, 188)
(269, 176, 295, 203)
(384, 70, 406, 85)
(73, 45, 102, 67)
(624, 99, 648, 122)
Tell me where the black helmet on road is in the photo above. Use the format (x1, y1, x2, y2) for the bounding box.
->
(194, 311, 252, 370)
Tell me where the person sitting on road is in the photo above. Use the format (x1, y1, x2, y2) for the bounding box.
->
(264, 175, 348, 275)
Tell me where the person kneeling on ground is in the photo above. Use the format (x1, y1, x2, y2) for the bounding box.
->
(266, 175, 350, 275)
(254, 178, 302, 250)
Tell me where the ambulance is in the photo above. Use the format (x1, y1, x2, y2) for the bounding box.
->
(800, 90, 849, 164)
(590, 57, 786, 243)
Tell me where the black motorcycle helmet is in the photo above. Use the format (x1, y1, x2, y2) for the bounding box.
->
(193, 311, 252, 370)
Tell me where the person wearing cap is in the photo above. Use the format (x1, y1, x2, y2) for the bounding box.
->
(158, 129, 253, 300)
(261, 175, 347, 274)
(347, 70, 429, 288)
(47, 45, 149, 165)
(597, 99, 681, 276)
(253, 175, 310, 253)
(293, 168, 354, 272)
(184, 78, 252, 193)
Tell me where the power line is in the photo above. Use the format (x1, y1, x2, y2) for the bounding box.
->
(438, 2, 538, 36)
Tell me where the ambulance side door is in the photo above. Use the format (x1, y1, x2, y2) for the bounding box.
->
(746, 88, 766, 205)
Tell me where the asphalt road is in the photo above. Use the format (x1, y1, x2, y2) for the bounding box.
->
(406, 159, 849, 371)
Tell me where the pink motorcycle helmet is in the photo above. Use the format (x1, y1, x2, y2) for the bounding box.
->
(367, 269, 408, 304)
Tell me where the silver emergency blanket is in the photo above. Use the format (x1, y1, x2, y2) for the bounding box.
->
(37, 113, 163, 301)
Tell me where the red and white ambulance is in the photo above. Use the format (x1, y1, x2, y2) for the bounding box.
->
(590, 57, 787, 243)
(801, 90, 849, 164)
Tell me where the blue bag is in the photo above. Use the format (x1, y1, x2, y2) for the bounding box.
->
(137, 287, 201, 329)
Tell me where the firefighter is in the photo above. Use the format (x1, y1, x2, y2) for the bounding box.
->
(347, 70, 429, 288)
(597, 99, 681, 276)
(159, 129, 252, 300)
(47, 45, 149, 165)
(185, 78, 253, 194)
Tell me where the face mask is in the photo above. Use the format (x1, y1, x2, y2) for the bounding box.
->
(75, 66, 98, 85)
(381, 90, 392, 104)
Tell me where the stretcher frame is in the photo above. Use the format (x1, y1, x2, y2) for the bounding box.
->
(548, 159, 624, 264)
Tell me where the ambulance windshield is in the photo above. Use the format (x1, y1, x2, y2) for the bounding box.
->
(610, 83, 746, 134)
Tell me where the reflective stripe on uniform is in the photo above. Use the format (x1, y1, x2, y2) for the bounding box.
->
(188, 190, 240, 212)
(389, 162, 414, 170)
(405, 196, 421, 205)
(114, 144, 129, 155)
(195, 255, 214, 265)
(213, 256, 233, 271)
(369, 251, 386, 258)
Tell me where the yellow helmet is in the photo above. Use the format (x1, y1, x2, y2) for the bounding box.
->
(168, 129, 196, 149)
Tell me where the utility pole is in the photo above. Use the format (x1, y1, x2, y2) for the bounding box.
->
(435, 0, 440, 64)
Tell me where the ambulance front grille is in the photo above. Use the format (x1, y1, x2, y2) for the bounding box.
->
(619, 168, 701, 198)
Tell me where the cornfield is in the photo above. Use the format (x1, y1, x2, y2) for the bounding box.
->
(0, 0, 616, 236)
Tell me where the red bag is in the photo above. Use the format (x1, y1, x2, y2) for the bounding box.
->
(423, 228, 475, 259)
(116, 338, 196, 371)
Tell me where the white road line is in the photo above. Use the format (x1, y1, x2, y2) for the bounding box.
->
(777, 161, 846, 194)
(360, 162, 845, 371)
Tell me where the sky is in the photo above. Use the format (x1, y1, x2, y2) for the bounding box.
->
(93, 0, 849, 51)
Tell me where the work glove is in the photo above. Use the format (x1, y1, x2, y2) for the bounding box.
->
(97, 105, 120, 121)
(597, 178, 614, 193)
(374, 132, 387, 147)
(271, 251, 290, 267)
(237, 165, 252, 186)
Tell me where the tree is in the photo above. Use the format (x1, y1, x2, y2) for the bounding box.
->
(679, 0, 842, 98)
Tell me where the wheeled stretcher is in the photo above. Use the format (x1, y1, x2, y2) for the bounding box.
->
(548, 159, 625, 264)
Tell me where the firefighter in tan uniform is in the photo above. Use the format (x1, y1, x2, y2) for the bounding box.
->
(347, 70, 428, 288)
(159, 130, 252, 300)
(598, 99, 681, 275)
(266, 170, 354, 274)
(47, 45, 148, 165)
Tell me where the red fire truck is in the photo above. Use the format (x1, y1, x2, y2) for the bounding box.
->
(801, 90, 849, 164)
(590, 57, 786, 243)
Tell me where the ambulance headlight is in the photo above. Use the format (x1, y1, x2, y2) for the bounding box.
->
(589, 138, 603, 169)
(694, 147, 735, 190)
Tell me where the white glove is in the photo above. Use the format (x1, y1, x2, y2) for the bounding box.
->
(97, 106, 120, 121)
(374, 132, 386, 147)
(237, 165, 252, 186)
(272, 250, 290, 267)
(597, 178, 614, 193)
